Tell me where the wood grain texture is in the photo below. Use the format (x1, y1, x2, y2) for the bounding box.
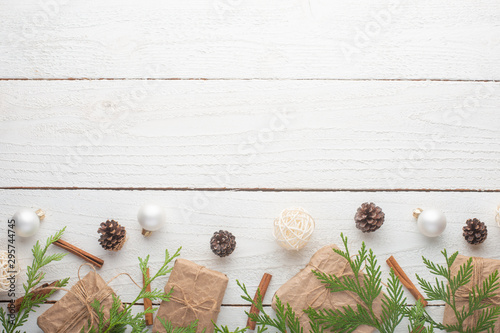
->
(0, 0, 499, 80)
(1, 80, 499, 190)
(1, 190, 499, 307)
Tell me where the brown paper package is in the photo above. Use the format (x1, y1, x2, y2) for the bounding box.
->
(272, 244, 383, 333)
(37, 271, 120, 333)
(443, 255, 500, 331)
(153, 258, 228, 333)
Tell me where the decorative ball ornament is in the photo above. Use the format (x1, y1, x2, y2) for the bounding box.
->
(496, 204, 500, 227)
(12, 208, 45, 238)
(273, 207, 315, 251)
(137, 204, 166, 237)
(413, 208, 447, 238)
(0, 250, 20, 292)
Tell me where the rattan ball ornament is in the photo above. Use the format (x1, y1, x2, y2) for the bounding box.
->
(273, 207, 315, 251)
(496, 204, 500, 227)
(0, 250, 20, 292)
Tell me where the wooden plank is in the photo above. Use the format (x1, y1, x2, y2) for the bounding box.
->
(0, 80, 499, 190)
(0, 0, 499, 80)
(1, 190, 499, 306)
(0, 303, 447, 332)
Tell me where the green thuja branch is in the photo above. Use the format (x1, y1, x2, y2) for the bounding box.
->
(84, 247, 181, 333)
(213, 324, 249, 333)
(416, 250, 500, 333)
(304, 233, 406, 333)
(158, 318, 206, 333)
(0, 228, 69, 333)
(406, 300, 434, 333)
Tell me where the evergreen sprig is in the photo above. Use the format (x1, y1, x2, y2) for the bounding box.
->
(0, 228, 69, 333)
(406, 300, 434, 333)
(158, 318, 207, 333)
(213, 324, 248, 333)
(304, 233, 406, 333)
(213, 280, 315, 333)
(416, 250, 500, 333)
(83, 247, 181, 333)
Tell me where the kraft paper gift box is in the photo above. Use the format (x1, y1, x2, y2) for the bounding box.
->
(37, 270, 121, 333)
(443, 254, 500, 331)
(272, 244, 383, 333)
(153, 258, 228, 333)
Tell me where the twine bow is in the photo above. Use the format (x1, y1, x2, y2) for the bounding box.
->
(168, 265, 218, 322)
(48, 263, 142, 333)
(454, 257, 500, 327)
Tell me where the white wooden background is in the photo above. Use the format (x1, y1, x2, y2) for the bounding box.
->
(0, 0, 499, 332)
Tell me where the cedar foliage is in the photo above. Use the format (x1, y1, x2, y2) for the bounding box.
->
(83, 247, 181, 333)
(214, 280, 319, 333)
(416, 250, 500, 333)
(0, 228, 69, 333)
(304, 233, 406, 333)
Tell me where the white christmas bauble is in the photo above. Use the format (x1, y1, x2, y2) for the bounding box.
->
(416, 209, 446, 237)
(138, 204, 165, 232)
(12, 208, 41, 237)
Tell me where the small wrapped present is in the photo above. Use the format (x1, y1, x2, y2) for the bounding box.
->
(272, 244, 382, 333)
(443, 255, 500, 331)
(153, 259, 228, 333)
(37, 270, 120, 333)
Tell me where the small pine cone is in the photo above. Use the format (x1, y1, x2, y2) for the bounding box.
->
(210, 230, 236, 257)
(463, 218, 487, 245)
(97, 220, 127, 251)
(354, 202, 385, 233)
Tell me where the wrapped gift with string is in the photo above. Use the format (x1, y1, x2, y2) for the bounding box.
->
(272, 244, 383, 333)
(153, 258, 228, 333)
(37, 266, 124, 333)
(443, 255, 500, 331)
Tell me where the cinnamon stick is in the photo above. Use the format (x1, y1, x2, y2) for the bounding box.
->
(143, 267, 153, 326)
(247, 273, 272, 330)
(386, 256, 428, 307)
(11, 280, 60, 313)
(53, 239, 104, 268)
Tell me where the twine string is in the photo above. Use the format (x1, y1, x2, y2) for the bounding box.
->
(453, 257, 500, 327)
(168, 266, 218, 321)
(296, 254, 369, 322)
(47, 263, 143, 333)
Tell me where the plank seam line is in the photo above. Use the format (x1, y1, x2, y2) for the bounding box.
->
(0, 300, 446, 307)
(0, 78, 499, 82)
(0, 187, 499, 192)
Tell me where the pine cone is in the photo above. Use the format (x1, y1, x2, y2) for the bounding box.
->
(354, 202, 385, 233)
(210, 230, 236, 257)
(97, 220, 127, 251)
(463, 218, 487, 245)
